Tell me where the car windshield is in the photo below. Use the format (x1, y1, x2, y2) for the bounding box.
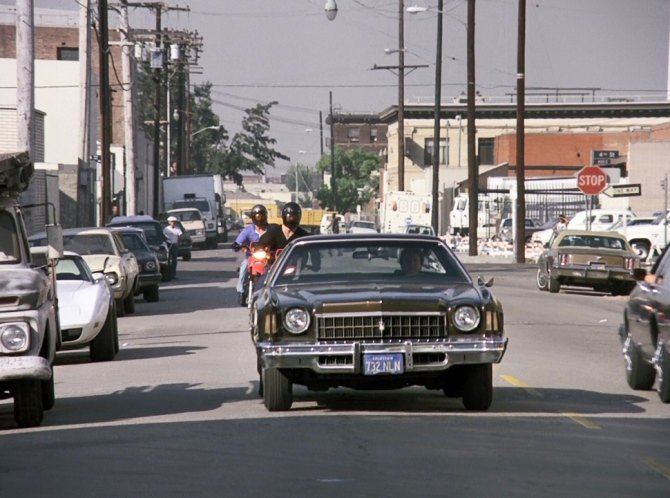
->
(271, 240, 469, 286)
(558, 235, 627, 250)
(0, 211, 20, 263)
(120, 232, 150, 251)
(56, 256, 94, 281)
(170, 210, 202, 222)
(173, 200, 210, 213)
(62, 233, 116, 255)
(351, 221, 375, 229)
(110, 221, 164, 245)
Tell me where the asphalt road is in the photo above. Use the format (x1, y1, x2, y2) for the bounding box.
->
(1, 243, 668, 497)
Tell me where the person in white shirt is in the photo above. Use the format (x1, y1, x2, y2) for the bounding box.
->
(163, 216, 182, 279)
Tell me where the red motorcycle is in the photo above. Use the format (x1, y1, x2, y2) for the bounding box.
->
(242, 243, 280, 307)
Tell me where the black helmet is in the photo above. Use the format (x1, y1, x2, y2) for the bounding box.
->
(251, 204, 268, 226)
(281, 202, 302, 229)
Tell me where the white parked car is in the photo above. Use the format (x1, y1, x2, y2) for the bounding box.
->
(165, 207, 207, 247)
(567, 209, 635, 231)
(347, 220, 378, 234)
(30, 227, 140, 317)
(56, 252, 118, 361)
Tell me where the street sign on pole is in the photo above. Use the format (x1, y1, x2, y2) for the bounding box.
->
(576, 165, 608, 195)
(592, 150, 619, 166)
(603, 184, 642, 198)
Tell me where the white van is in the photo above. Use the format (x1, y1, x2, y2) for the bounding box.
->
(567, 209, 635, 231)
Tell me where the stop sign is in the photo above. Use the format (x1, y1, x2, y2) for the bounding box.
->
(577, 165, 608, 195)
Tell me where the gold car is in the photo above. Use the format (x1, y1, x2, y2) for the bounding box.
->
(536, 229, 639, 295)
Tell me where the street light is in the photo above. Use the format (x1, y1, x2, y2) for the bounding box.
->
(190, 125, 221, 140)
(408, 2, 444, 234)
(324, 0, 338, 21)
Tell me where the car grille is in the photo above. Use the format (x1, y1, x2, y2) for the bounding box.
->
(316, 313, 447, 341)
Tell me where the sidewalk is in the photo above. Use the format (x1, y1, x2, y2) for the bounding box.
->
(442, 234, 541, 265)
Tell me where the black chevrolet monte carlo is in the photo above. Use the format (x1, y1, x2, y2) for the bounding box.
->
(250, 234, 508, 412)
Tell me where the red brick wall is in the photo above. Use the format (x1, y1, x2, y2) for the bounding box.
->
(496, 130, 652, 172)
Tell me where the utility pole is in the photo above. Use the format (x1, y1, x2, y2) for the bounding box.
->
(319, 110, 325, 186)
(16, 0, 34, 161)
(98, 0, 112, 224)
(430, 0, 444, 234)
(515, 0, 527, 263)
(119, 0, 137, 215)
(152, 8, 162, 218)
(329, 91, 337, 212)
(398, 0, 405, 191)
(467, 0, 478, 256)
(78, 0, 92, 226)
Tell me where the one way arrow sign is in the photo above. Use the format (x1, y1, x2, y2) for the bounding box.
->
(603, 184, 642, 198)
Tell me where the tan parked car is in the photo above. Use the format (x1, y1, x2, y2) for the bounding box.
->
(536, 229, 639, 295)
(30, 227, 140, 316)
(165, 207, 207, 248)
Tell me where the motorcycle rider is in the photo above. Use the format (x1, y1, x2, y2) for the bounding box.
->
(258, 201, 311, 253)
(231, 204, 269, 306)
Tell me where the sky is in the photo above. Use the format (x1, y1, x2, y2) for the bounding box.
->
(5, 0, 670, 176)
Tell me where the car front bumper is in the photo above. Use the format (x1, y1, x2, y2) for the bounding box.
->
(0, 355, 51, 382)
(138, 271, 162, 289)
(257, 338, 508, 373)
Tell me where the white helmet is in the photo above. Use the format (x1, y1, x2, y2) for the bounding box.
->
(167, 216, 177, 222)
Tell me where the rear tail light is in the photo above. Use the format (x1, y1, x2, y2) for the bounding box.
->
(558, 254, 572, 266)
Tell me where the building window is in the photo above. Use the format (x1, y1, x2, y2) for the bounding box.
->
(424, 138, 448, 166)
(57, 47, 79, 61)
(370, 128, 378, 143)
(478, 137, 494, 165)
(347, 127, 360, 143)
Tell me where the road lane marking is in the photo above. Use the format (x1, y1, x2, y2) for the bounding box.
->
(562, 412, 600, 430)
(643, 458, 670, 480)
(500, 375, 543, 397)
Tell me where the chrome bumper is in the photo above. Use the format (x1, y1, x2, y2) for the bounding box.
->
(0, 356, 51, 382)
(258, 338, 508, 373)
(554, 266, 634, 281)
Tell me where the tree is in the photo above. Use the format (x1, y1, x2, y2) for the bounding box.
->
(135, 66, 288, 185)
(315, 147, 381, 213)
(285, 163, 322, 206)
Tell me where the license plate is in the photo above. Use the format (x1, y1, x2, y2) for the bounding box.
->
(590, 263, 606, 270)
(363, 353, 404, 375)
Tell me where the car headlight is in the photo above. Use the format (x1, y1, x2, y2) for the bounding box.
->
(0, 322, 30, 352)
(144, 260, 157, 271)
(283, 308, 310, 334)
(452, 305, 481, 332)
(105, 272, 119, 286)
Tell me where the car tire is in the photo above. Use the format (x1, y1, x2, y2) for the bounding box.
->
(262, 368, 293, 411)
(115, 298, 126, 317)
(462, 364, 492, 411)
(656, 345, 670, 403)
(123, 292, 136, 315)
(442, 366, 465, 398)
(42, 371, 55, 411)
(548, 276, 561, 294)
(90, 308, 117, 362)
(14, 379, 43, 428)
(144, 284, 160, 302)
(161, 268, 171, 282)
(631, 240, 650, 261)
(623, 333, 655, 390)
(536, 267, 548, 291)
(182, 252, 192, 261)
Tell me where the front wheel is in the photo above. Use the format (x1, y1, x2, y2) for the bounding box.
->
(462, 364, 492, 411)
(655, 345, 670, 403)
(90, 307, 117, 362)
(548, 276, 561, 294)
(623, 334, 655, 390)
(536, 266, 548, 291)
(14, 379, 44, 428)
(262, 368, 293, 411)
(182, 252, 192, 261)
(42, 371, 55, 411)
(144, 284, 160, 302)
(123, 291, 135, 314)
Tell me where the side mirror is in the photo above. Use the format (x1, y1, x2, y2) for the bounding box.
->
(477, 275, 494, 287)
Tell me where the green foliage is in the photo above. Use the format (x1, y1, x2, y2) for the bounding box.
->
(315, 147, 381, 213)
(135, 65, 288, 186)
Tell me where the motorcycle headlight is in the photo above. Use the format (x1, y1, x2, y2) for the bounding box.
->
(144, 260, 157, 271)
(105, 272, 119, 286)
(452, 305, 480, 332)
(0, 322, 30, 352)
(284, 308, 310, 335)
(252, 250, 267, 260)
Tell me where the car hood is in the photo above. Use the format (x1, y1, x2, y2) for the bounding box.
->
(271, 282, 486, 313)
(81, 254, 120, 273)
(0, 267, 50, 309)
(57, 280, 109, 328)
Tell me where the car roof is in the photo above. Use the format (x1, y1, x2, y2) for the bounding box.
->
(108, 215, 160, 224)
(555, 229, 627, 239)
(109, 226, 144, 234)
(167, 207, 202, 213)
